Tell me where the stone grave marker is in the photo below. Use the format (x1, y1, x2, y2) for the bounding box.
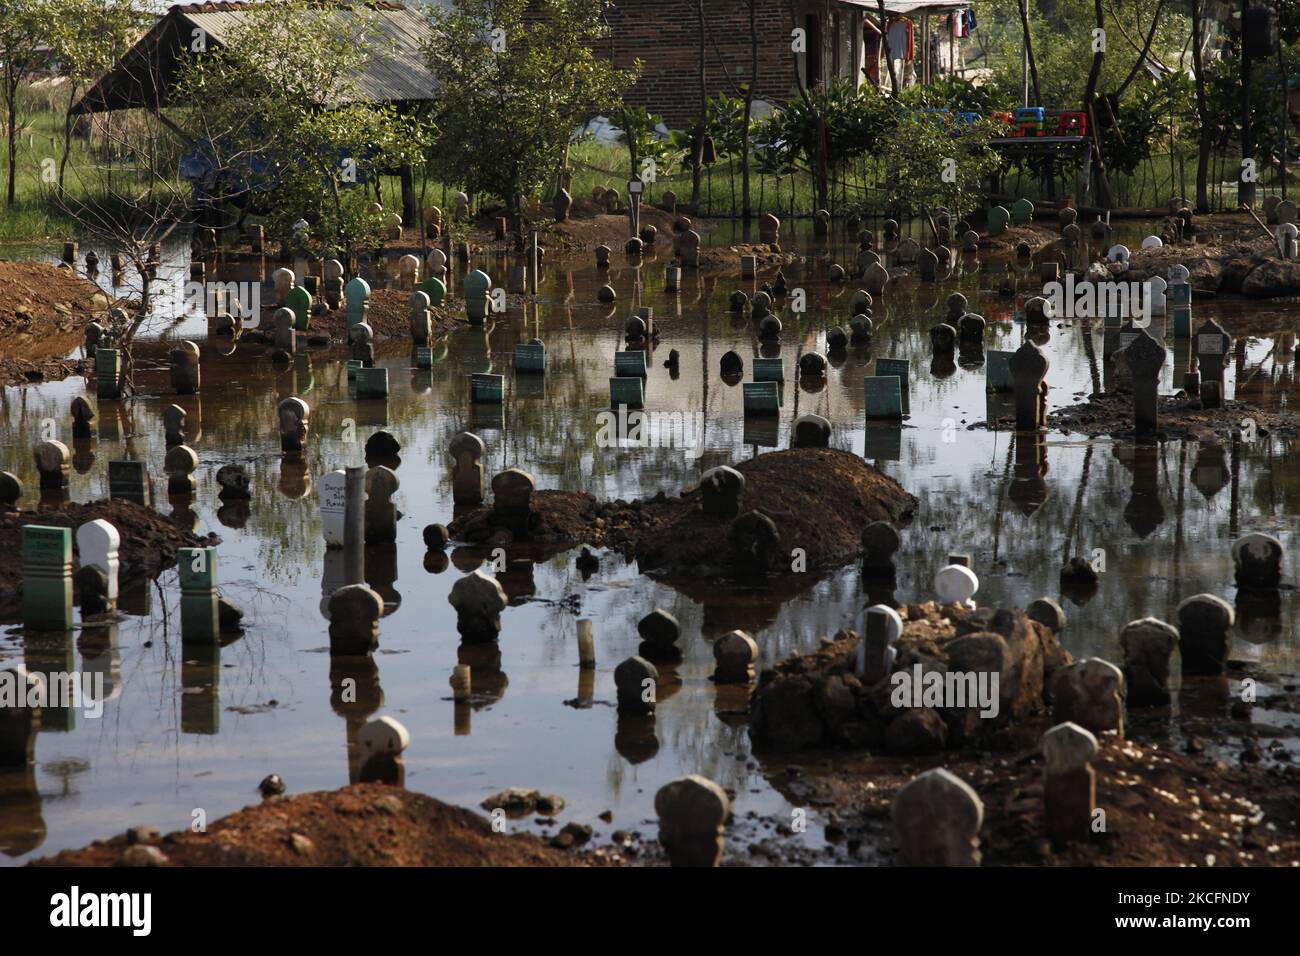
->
(22, 525, 73, 631)
(891, 768, 983, 866)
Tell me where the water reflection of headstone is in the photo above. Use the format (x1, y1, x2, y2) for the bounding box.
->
(458, 642, 507, 709)
(181, 653, 220, 735)
(1115, 442, 1164, 538)
(24, 631, 74, 731)
(1191, 439, 1229, 499)
(863, 423, 902, 461)
(1009, 433, 1049, 515)
(0, 665, 41, 767)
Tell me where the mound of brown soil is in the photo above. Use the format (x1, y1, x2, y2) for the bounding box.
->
(0, 260, 113, 386)
(979, 223, 1061, 255)
(544, 203, 685, 253)
(449, 448, 916, 580)
(31, 784, 614, 867)
(773, 728, 1300, 866)
(1042, 392, 1300, 440)
(750, 602, 1071, 754)
(696, 242, 798, 272)
(247, 288, 466, 346)
(0, 499, 213, 605)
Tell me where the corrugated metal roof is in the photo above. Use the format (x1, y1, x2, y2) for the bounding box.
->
(182, 3, 439, 105)
(74, 2, 442, 113)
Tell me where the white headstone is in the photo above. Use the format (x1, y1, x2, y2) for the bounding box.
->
(320, 469, 347, 548)
(1146, 275, 1167, 316)
(76, 519, 121, 605)
(358, 715, 410, 758)
(935, 564, 979, 608)
(1140, 235, 1163, 249)
(1106, 244, 1130, 264)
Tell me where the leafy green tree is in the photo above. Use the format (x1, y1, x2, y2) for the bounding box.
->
(0, 0, 43, 206)
(172, 1, 420, 258)
(879, 115, 1004, 228)
(46, 0, 146, 198)
(425, 0, 635, 224)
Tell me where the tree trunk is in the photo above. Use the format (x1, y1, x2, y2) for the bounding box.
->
(1238, 0, 1255, 208)
(5, 72, 17, 207)
(742, 0, 756, 223)
(691, 0, 706, 208)
(1082, 0, 1114, 208)
(1017, 0, 1042, 106)
(1191, 0, 1213, 212)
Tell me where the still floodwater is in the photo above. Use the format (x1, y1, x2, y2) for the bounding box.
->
(2, 221, 1298, 864)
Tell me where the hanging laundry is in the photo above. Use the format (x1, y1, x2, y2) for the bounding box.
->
(887, 18, 915, 60)
(965, 9, 977, 33)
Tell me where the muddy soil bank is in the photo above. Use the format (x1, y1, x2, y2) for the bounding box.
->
(448, 448, 917, 581)
(30, 784, 617, 867)
(746, 605, 1300, 866)
(1112, 235, 1300, 300)
(979, 223, 1061, 256)
(750, 602, 1071, 754)
(764, 728, 1300, 866)
(0, 260, 114, 387)
(246, 287, 466, 346)
(1040, 392, 1300, 441)
(0, 500, 213, 611)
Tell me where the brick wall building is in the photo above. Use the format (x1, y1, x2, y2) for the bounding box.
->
(589, 0, 974, 128)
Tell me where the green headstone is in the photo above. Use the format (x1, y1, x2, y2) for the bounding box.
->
(178, 546, 218, 645)
(864, 375, 903, 420)
(355, 367, 389, 399)
(346, 358, 363, 381)
(1173, 306, 1193, 338)
(874, 358, 910, 413)
(514, 343, 546, 374)
(95, 348, 122, 400)
(1168, 283, 1192, 307)
(285, 286, 313, 331)
(345, 277, 371, 328)
(986, 350, 1014, 392)
(609, 376, 644, 409)
(988, 206, 1011, 236)
(753, 358, 784, 382)
(464, 269, 492, 324)
(108, 460, 148, 505)
(22, 525, 73, 631)
(420, 276, 447, 307)
(614, 350, 647, 377)
(470, 372, 505, 404)
(415, 347, 434, 369)
(743, 381, 781, 416)
(1011, 198, 1034, 225)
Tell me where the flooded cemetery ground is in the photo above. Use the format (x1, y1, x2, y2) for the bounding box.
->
(3, 207, 1300, 868)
